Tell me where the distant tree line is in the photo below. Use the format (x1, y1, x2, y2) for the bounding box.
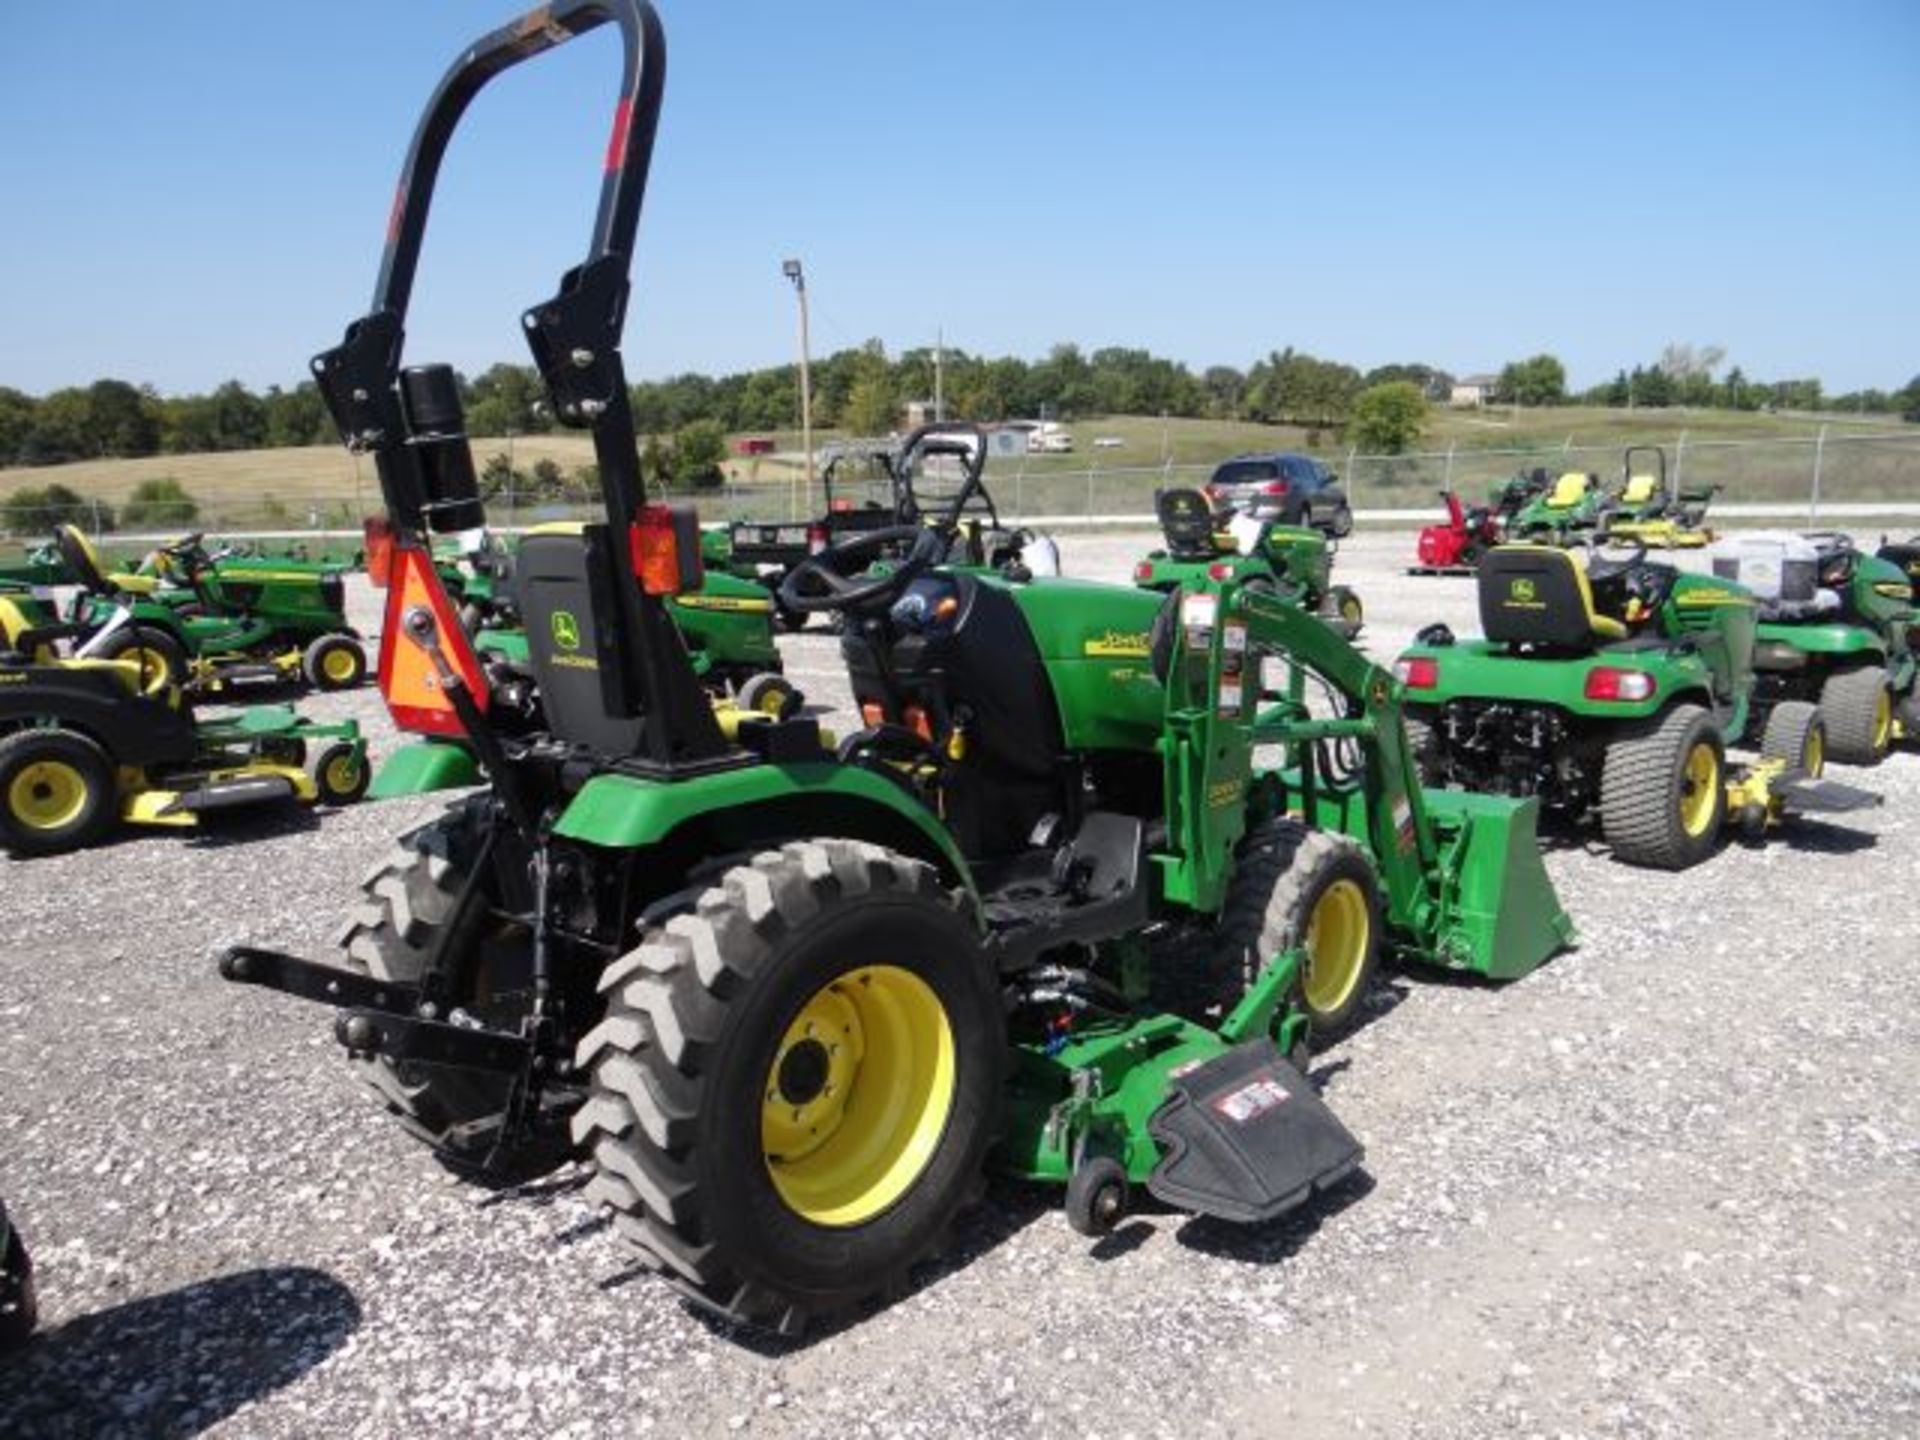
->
(4, 343, 1914, 471)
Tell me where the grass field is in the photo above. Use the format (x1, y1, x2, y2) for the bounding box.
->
(1, 406, 1912, 530)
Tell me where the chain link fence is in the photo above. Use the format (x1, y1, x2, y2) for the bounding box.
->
(6, 427, 1916, 544)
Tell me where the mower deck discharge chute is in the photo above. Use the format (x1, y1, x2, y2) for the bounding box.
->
(1396, 543, 1878, 868)
(217, 0, 1571, 1335)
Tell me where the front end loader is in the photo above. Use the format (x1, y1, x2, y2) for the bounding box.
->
(218, 0, 1572, 1336)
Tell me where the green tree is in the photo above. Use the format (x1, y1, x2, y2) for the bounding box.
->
(87, 379, 160, 457)
(1493, 354, 1567, 407)
(1900, 375, 1920, 424)
(672, 419, 728, 490)
(467, 364, 552, 437)
(840, 348, 898, 436)
(1632, 366, 1675, 407)
(1346, 382, 1428, 454)
(121, 477, 199, 528)
(1604, 370, 1631, 407)
(3, 482, 106, 534)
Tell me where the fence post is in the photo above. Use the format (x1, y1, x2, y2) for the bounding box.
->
(1810, 423, 1828, 522)
(1015, 451, 1027, 522)
(1344, 444, 1358, 512)
(1086, 460, 1095, 520)
(90, 497, 102, 538)
(1443, 440, 1456, 493)
(1673, 430, 1687, 490)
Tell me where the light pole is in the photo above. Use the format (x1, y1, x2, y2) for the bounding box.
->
(782, 258, 814, 499)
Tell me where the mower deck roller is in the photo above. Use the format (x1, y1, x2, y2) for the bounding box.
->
(219, 0, 1575, 1336)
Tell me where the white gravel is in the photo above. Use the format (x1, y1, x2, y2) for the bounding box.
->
(1, 531, 1916, 1438)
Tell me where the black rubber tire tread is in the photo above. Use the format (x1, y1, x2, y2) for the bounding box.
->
(336, 813, 563, 1178)
(1759, 699, 1824, 774)
(303, 633, 368, 692)
(95, 624, 186, 695)
(0, 1221, 35, 1350)
(1598, 703, 1723, 870)
(1182, 818, 1382, 1043)
(1328, 505, 1354, 539)
(1064, 1156, 1128, 1238)
(572, 839, 1003, 1335)
(1400, 706, 1442, 788)
(736, 671, 801, 720)
(1819, 665, 1891, 765)
(0, 727, 117, 857)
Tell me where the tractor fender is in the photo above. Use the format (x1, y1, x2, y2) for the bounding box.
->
(1754, 622, 1888, 662)
(0, 667, 198, 765)
(368, 739, 481, 800)
(552, 762, 980, 909)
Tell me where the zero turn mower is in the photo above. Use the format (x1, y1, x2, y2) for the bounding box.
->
(1136, 487, 1362, 637)
(1598, 447, 1718, 549)
(220, 0, 1572, 1335)
(1511, 471, 1611, 546)
(1709, 531, 1917, 764)
(1395, 542, 1877, 868)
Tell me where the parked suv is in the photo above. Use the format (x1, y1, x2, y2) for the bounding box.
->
(1204, 452, 1352, 536)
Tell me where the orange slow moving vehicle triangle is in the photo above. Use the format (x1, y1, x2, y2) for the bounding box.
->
(377, 543, 489, 737)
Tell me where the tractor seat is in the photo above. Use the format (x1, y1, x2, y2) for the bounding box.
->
(1478, 546, 1628, 650)
(1621, 475, 1659, 506)
(107, 571, 160, 595)
(53, 523, 112, 593)
(1155, 488, 1221, 560)
(1544, 473, 1591, 509)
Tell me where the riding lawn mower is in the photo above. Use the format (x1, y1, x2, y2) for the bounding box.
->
(1598, 447, 1718, 550)
(218, 0, 1574, 1336)
(1395, 542, 1877, 869)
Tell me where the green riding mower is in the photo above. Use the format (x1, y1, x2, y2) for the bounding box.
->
(1511, 471, 1611, 546)
(1135, 487, 1363, 639)
(1708, 531, 1917, 764)
(218, 0, 1573, 1336)
(50, 525, 368, 697)
(1395, 543, 1877, 869)
(1598, 446, 1718, 550)
(0, 630, 368, 857)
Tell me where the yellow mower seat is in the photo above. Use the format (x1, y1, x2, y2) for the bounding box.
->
(1479, 545, 1628, 649)
(107, 571, 160, 595)
(0, 596, 52, 661)
(1622, 474, 1659, 506)
(1546, 473, 1591, 509)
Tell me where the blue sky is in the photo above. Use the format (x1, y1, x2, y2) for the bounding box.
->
(1, 1, 1914, 397)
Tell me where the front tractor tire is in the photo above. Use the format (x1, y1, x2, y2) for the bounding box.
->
(338, 813, 565, 1179)
(304, 633, 369, 692)
(573, 840, 1005, 1335)
(1599, 703, 1725, 870)
(1212, 819, 1382, 1042)
(1820, 665, 1894, 766)
(1760, 699, 1826, 777)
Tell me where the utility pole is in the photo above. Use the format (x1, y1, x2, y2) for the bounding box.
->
(782, 258, 814, 490)
(934, 327, 945, 423)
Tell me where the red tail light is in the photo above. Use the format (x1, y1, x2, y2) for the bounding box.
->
(1584, 666, 1657, 702)
(1261, 480, 1290, 495)
(1395, 656, 1439, 689)
(807, 524, 829, 554)
(1133, 561, 1155, 582)
(629, 504, 703, 596)
(363, 516, 395, 589)
(1207, 562, 1235, 581)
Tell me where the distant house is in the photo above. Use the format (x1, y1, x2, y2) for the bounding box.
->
(1450, 373, 1499, 407)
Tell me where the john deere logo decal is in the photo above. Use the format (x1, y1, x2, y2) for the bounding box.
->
(551, 610, 581, 651)
(1510, 578, 1537, 603)
(1085, 630, 1152, 658)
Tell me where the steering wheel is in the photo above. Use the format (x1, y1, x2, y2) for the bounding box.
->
(1583, 535, 1647, 584)
(778, 525, 943, 615)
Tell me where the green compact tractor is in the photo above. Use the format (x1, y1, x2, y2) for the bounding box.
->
(52, 526, 367, 696)
(0, 609, 368, 856)
(1396, 543, 1876, 869)
(1135, 488, 1362, 638)
(1511, 471, 1611, 546)
(218, 0, 1574, 1335)
(1599, 447, 1718, 550)
(1708, 531, 1917, 764)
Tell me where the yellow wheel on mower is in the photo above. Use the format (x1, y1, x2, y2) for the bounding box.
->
(0, 728, 117, 856)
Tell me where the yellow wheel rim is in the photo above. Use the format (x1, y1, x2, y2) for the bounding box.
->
(323, 753, 360, 794)
(754, 683, 790, 718)
(1804, 726, 1825, 778)
(321, 647, 359, 684)
(1872, 688, 1892, 749)
(1301, 878, 1370, 1018)
(9, 760, 89, 831)
(763, 965, 955, 1227)
(1341, 597, 1362, 625)
(131, 647, 172, 696)
(1679, 741, 1720, 837)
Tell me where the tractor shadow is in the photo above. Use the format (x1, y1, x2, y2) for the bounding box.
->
(1170, 1168, 1376, 1263)
(0, 1265, 359, 1438)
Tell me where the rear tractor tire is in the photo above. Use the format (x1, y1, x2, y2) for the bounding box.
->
(1819, 665, 1894, 766)
(0, 727, 118, 857)
(1207, 819, 1382, 1042)
(1760, 699, 1826, 778)
(1599, 703, 1725, 870)
(95, 624, 186, 698)
(338, 810, 567, 1179)
(573, 840, 1005, 1334)
(1400, 706, 1443, 788)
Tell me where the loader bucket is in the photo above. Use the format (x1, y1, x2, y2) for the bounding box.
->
(1418, 788, 1575, 980)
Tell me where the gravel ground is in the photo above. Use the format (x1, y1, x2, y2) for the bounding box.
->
(2, 530, 1916, 1438)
